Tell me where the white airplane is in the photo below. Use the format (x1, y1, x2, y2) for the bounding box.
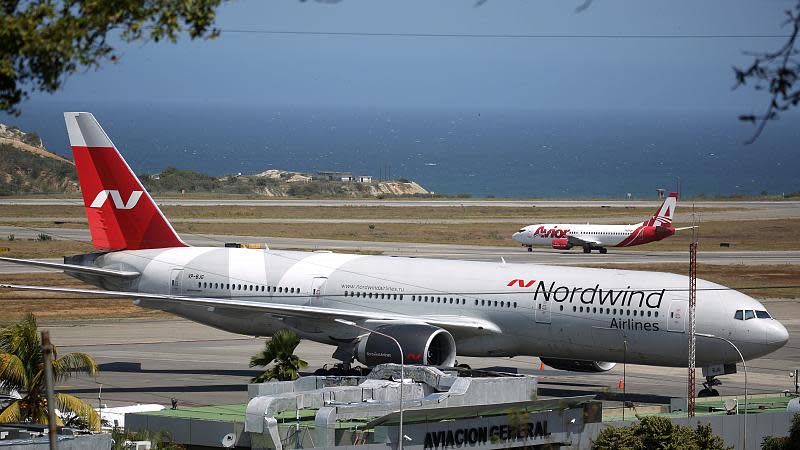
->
(512, 193, 694, 253)
(0, 113, 787, 397)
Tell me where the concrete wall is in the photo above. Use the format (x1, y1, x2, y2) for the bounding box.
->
(0, 433, 111, 450)
(126, 414, 250, 448)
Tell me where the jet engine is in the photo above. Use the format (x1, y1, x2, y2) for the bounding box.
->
(355, 324, 457, 367)
(551, 238, 572, 250)
(539, 357, 616, 372)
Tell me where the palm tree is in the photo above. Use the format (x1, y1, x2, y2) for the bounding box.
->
(0, 313, 100, 430)
(249, 329, 308, 382)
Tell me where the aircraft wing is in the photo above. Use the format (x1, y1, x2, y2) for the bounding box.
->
(565, 233, 601, 247)
(0, 284, 500, 335)
(0, 256, 140, 278)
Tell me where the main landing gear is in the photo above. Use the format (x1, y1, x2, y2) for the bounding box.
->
(583, 246, 608, 254)
(527, 246, 533, 252)
(697, 376, 722, 397)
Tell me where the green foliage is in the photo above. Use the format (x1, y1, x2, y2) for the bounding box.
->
(592, 416, 729, 450)
(250, 329, 308, 382)
(0, 314, 100, 429)
(0, 143, 77, 195)
(762, 436, 789, 450)
(286, 180, 370, 197)
(141, 167, 222, 193)
(111, 427, 185, 450)
(35, 233, 51, 241)
(760, 413, 800, 450)
(1, 0, 227, 114)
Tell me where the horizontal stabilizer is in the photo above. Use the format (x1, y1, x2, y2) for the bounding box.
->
(0, 257, 140, 278)
(674, 226, 699, 231)
(0, 284, 500, 335)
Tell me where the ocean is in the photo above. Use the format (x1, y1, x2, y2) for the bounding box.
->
(5, 101, 799, 198)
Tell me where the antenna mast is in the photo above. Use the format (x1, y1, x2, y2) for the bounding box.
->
(687, 207, 699, 417)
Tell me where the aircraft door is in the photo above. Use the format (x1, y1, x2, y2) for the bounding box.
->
(170, 268, 183, 295)
(309, 277, 328, 306)
(534, 295, 551, 324)
(667, 300, 686, 332)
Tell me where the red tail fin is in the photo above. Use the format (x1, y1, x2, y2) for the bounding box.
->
(65, 112, 186, 250)
(645, 191, 678, 227)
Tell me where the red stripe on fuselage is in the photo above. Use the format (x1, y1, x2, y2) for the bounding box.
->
(615, 223, 647, 247)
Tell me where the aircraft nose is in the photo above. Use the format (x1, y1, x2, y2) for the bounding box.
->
(512, 232, 522, 241)
(766, 320, 790, 348)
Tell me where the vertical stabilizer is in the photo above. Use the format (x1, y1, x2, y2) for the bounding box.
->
(646, 192, 678, 226)
(65, 112, 187, 250)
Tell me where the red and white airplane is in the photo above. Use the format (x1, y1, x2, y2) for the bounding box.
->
(512, 193, 693, 253)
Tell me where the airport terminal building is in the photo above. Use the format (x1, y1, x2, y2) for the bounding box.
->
(126, 364, 796, 450)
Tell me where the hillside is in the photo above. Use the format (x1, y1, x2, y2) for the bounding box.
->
(0, 123, 429, 197)
(0, 124, 79, 195)
(141, 168, 429, 197)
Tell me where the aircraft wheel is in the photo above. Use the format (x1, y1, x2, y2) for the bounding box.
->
(599, 248, 608, 254)
(583, 247, 591, 254)
(697, 388, 720, 397)
(527, 247, 533, 252)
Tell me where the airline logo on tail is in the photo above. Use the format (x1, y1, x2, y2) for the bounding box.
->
(646, 192, 678, 227)
(90, 190, 143, 210)
(65, 112, 186, 250)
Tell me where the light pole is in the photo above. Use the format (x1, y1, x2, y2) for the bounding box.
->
(335, 318, 405, 450)
(697, 333, 747, 450)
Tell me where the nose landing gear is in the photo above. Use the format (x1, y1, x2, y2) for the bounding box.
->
(697, 376, 722, 397)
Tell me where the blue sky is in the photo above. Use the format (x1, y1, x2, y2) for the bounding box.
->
(23, 0, 797, 114)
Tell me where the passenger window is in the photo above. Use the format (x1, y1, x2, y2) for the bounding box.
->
(745, 310, 755, 320)
(734, 310, 743, 320)
(756, 310, 771, 319)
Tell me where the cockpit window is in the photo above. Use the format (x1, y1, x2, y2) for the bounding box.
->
(744, 310, 755, 320)
(734, 310, 743, 320)
(756, 310, 771, 319)
(518, 229, 526, 233)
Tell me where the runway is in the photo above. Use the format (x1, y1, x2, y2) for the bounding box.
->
(1, 225, 798, 267)
(43, 298, 798, 409)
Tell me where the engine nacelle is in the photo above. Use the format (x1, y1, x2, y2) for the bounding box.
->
(551, 238, 572, 250)
(540, 357, 616, 372)
(356, 324, 457, 367)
